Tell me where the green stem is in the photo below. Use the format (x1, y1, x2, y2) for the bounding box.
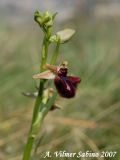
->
(50, 38, 60, 64)
(22, 137, 34, 160)
(22, 36, 49, 160)
(40, 36, 49, 72)
(22, 92, 57, 160)
(22, 113, 43, 160)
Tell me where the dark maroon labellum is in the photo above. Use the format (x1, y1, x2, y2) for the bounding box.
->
(54, 68, 81, 98)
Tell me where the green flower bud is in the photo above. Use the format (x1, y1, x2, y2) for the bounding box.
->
(34, 11, 43, 26)
(46, 20, 53, 28)
(49, 35, 57, 42)
(42, 11, 50, 23)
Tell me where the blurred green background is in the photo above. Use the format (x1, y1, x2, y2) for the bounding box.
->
(0, 0, 120, 160)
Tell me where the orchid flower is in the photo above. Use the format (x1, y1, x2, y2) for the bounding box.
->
(33, 61, 81, 98)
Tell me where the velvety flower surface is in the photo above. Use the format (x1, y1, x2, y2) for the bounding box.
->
(54, 67, 80, 98)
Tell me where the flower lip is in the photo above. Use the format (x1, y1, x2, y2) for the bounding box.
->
(54, 75, 80, 98)
(54, 61, 81, 98)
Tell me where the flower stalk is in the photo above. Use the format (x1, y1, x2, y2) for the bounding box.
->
(50, 36, 60, 64)
(22, 37, 47, 160)
(22, 10, 76, 160)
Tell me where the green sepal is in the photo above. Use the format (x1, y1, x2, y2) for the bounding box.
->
(50, 29, 76, 43)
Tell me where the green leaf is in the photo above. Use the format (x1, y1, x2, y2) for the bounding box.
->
(41, 92, 57, 118)
(31, 112, 43, 137)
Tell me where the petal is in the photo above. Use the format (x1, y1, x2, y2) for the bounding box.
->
(33, 70, 55, 79)
(44, 64, 58, 73)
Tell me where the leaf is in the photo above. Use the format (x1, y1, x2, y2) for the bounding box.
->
(41, 92, 57, 118)
(33, 70, 55, 79)
(31, 112, 43, 137)
(30, 93, 57, 137)
(56, 29, 76, 43)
